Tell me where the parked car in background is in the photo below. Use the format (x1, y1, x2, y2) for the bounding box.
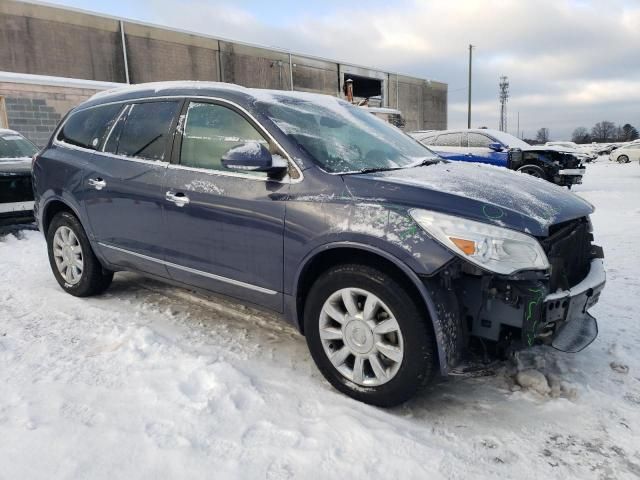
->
(609, 143, 640, 163)
(0, 129, 38, 226)
(545, 141, 597, 162)
(411, 129, 585, 188)
(33, 82, 605, 406)
(363, 106, 406, 129)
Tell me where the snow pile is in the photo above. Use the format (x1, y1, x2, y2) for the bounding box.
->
(1, 158, 640, 478)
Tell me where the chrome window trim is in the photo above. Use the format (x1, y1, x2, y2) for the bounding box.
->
(98, 242, 278, 295)
(52, 94, 304, 183)
(101, 104, 130, 153)
(53, 139, 170, 167)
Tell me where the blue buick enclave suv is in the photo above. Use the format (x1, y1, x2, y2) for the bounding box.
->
(33, 82, 606, 406)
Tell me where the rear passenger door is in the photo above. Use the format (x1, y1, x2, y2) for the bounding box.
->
(162, 100, 290, 311)
(465, 132, 508, 166)
(82, 100, 182, 277)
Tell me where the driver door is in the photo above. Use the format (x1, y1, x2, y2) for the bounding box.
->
(162, 100, 290, 310)
(465, 132, 508, 166)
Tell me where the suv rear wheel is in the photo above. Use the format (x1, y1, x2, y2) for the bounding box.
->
(47, 211, 113, 297)
(304, 264, 436, 407)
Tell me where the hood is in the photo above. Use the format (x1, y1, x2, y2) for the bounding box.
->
(0, 158, 32, 176)
(341, 162, 594, 237)
(522, 145, 576, 154)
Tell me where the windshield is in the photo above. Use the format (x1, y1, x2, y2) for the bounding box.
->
(0, 134, 38, 159)
(486, 130, 531, 149)
(256, 93, 438, 173)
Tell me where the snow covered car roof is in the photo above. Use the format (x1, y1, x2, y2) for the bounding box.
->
(84, 81, 351, 113)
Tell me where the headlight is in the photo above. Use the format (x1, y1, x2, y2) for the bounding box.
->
(410, 209, 549, 275)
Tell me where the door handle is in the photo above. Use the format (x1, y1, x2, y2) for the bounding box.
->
(88, 178, 106, 190)
(166, 191, 190, 207)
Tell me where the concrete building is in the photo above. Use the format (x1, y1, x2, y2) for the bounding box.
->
(0, 0, 447, 146)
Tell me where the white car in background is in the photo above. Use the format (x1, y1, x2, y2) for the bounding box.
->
(609, 143, 640, 163)
(546, 141, 598, 162)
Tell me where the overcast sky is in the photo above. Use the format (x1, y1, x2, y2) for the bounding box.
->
(44, 0, 640, 140)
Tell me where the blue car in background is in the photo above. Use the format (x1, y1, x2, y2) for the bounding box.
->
(410, 128, 585, 188)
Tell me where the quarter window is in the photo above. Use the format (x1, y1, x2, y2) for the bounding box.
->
(467, 133, 493, 148)
(58, 104, 123, 150)
(113, 101, 181, 161)
(180, 102, 269, 175)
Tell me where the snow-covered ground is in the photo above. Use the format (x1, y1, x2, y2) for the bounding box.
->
(1, 159, 639, 479)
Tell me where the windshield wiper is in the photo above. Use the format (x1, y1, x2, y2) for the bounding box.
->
(347, 166, 406, 175)
(408, 157, 442, 168)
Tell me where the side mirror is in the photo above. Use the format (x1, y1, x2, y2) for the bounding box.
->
(221, 142, 288, 175)
(488, 142, 504, 152)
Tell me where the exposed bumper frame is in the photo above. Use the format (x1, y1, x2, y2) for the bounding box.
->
(543, 258, 606, 352)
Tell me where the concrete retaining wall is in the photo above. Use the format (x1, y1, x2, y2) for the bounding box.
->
(0, 0, 447, 140)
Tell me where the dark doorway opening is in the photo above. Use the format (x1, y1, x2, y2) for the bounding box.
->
(343, 74, 382, 99)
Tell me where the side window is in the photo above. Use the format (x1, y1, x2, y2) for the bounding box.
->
(58, 104, 123, 150)
(180, 102, 269, 175)
(435, 133, 461, 147)
(418, 135, 436, 145)
(468, 133, 493, 148)
(112, 101, 181, 161)
(103, 105, 130, 154)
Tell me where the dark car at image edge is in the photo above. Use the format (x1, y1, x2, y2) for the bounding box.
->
(0, 129, 39, 227)
(32, 82, 606, 406)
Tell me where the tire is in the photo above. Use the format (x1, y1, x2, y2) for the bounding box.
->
(304, 264, 436, 407)
(47, 211, 113, 297)
(617, 155, 629, 164)
(517, 164, 547, 179)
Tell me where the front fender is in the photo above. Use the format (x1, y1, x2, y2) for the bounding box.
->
(288, 240, 455, 375)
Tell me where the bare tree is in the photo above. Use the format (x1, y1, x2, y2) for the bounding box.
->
(572, 127, 591, 144)
(535, 128, 550, 144)
(591, 121, 616, 143)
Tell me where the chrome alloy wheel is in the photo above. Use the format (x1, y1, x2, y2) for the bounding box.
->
(52, 226, 84, 285)
(319, 288, 404, 386)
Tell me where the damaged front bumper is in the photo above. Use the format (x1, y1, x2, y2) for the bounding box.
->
(539, 258, 606, 352)
(556, 168, 586, 186)
(430, 244, 606, 373)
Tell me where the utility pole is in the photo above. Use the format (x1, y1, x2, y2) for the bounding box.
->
(467, 45, 473, 129)
(517, 111, 520, 138)
(498, 75, 509, 132)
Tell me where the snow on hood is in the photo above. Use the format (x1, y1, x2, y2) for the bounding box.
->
(522, 145, 578, 155)
(342, 162, 594, 236)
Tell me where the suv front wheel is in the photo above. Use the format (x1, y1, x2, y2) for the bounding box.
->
(47, 211, 113, 297)
(304, 264, 436, 407)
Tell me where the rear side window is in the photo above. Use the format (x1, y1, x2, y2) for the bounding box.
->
(467, 133, 493, 148)
(108, 101, 181, 161)
(435, 133, 462, 147)
(58, 104, 123, 150)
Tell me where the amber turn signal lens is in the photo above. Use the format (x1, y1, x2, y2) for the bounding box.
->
(450, 237, 476, 255)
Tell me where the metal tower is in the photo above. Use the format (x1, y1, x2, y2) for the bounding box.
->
(499, 76, 509, 132)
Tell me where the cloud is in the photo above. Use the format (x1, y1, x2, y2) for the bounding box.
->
(144, 0, 640, 139)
